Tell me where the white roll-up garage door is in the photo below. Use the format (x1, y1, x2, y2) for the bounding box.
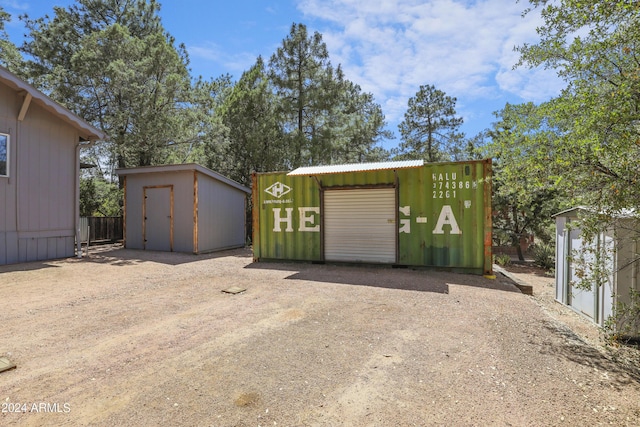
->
(324, 188, 396, 263)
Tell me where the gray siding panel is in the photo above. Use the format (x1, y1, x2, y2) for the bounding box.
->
(47, 237, 58, 259)
(0, 82, 17, 118)
(197, 173, 246, 252)
(124, 175, 144, 250)
(17, 237, 27, 263)
(25, 238, 37, 262)
(0, 148, 16, 233)
(5, 232, 18, 264)
(0, 84, 18, 236)
(172, 172, 196, 253)
(37, 238, 48, 260)
(57, 236, 72, 259)
(21, 104, 77, 264)
(15, 236, 74, 263)
(555, 216, 566, 303)
(18, 102, 76, 234)
(0, 232, 5, 265)
(0, 179, 6, 234)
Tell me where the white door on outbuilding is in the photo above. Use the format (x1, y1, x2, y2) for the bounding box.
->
(567, 227, 596, 319)
(324, 188, 396, 263)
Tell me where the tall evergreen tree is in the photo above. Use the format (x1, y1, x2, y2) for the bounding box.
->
(218, 57, 286, 185)
(21, 0, 193, 171)
(0, 7, 23, 73)
(267, 23, 390, 168)
(184, 74, 233, 169)
(395, 84, 464, 162)
(268, 23, 345, 167)
(329, 80, 392, 164)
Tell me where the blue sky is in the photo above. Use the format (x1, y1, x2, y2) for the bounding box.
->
(1, 0, 565, 150)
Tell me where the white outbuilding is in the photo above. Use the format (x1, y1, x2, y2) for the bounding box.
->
(554, 207, 639, 333)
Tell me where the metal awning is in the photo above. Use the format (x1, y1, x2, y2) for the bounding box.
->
(287, 160, 424, 176)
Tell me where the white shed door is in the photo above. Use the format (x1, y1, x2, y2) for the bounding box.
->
(324, 188, 396, 263)
(568, 227, 596, 319)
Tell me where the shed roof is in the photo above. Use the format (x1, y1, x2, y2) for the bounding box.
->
(552, 206, 589, 218)
(553, 206, 637, 219)
(115, 163, 251, 194)
(0, 66, 105, 141)
(287, 160, 424, 176)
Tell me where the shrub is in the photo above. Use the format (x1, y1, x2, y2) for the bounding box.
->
(493, 253, 511, 266)
(531, 243, 555, 270)
(603, 289, 640, 347)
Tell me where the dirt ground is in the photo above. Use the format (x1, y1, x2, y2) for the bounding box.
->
(1, 246, 639, 426)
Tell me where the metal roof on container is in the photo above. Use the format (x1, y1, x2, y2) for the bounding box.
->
(287, 160, 424, 176)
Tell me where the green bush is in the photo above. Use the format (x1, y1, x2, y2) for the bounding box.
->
(531, 243, 555, 270)
(603, 289, 640, 347)
(493, 253, 512, 266)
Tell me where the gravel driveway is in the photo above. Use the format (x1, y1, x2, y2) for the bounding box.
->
(1, 246, 639, 426)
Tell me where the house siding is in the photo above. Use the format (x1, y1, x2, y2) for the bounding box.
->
(0, 80, 78, 264)
(0, 82, 19, 265)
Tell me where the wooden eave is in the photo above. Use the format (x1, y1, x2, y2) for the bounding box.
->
(0, 65, 106, 142)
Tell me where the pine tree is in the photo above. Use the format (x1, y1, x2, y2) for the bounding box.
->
(21, 0, 193, 170)
(395, 84, 464, 162)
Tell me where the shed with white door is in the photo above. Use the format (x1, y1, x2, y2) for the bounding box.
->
(554, 207, 639, 331)
(116, 164, 250, 253)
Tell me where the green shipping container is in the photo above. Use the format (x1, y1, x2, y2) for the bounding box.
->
(252, 159, 492, 275)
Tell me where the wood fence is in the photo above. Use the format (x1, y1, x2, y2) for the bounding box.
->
(79, 217, 123, 244)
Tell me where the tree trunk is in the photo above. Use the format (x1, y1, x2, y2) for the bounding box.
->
(516, 243, 525, 262)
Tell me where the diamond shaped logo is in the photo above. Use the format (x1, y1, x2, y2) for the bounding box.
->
(264, 181, 292, 198)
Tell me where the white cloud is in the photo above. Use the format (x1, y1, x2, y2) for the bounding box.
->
(297, 0, 564, 128)
(188, 43, 258, 78)
(0, 1, 30, 11)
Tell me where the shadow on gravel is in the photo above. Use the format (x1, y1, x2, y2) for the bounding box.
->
(542, 321, 640, 387)
(503, 262, 554, 278)
(246, 262, 521, 294)
(0, 261, 61, 274)
(78, 246, 253, 266)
